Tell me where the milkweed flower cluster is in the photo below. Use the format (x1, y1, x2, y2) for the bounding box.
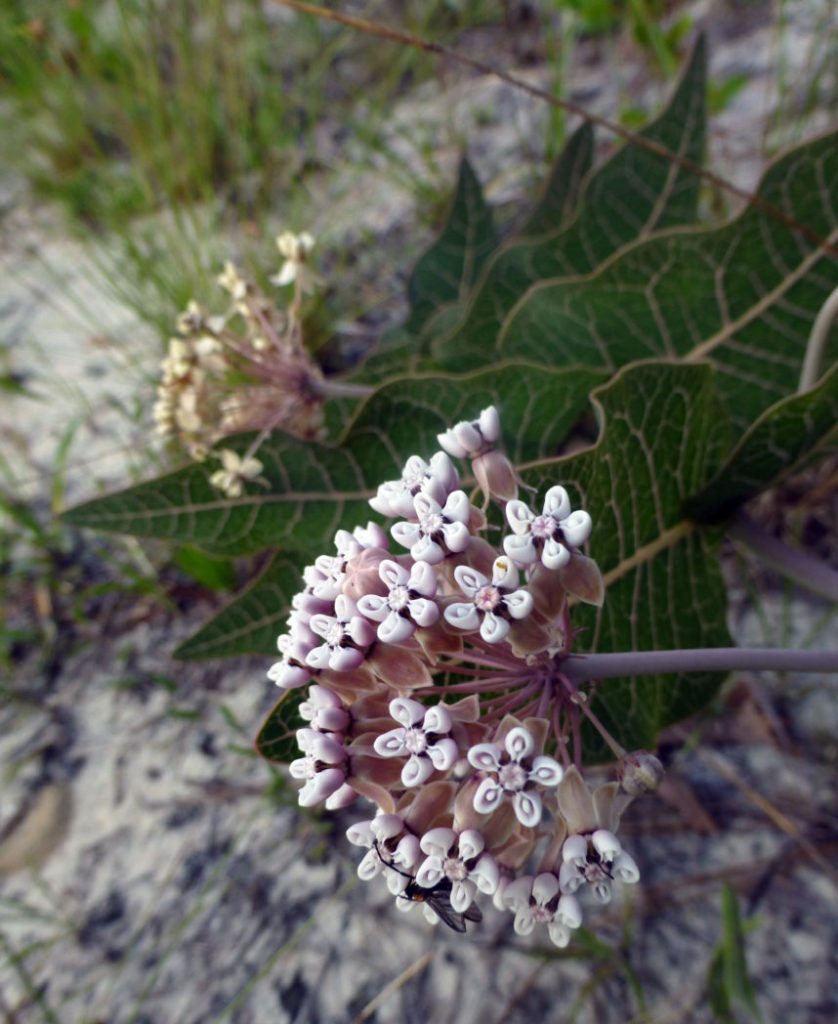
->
(268, 407, 646, 944)
(153, 232, 325, 489)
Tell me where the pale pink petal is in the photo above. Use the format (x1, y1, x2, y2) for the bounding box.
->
(450, 878, 477, 913)
(422, 705, 452, 733)
(504, 589, 533, 619)
(505, 499, 535, 535)
(374, 728, 408, 757)
(420, 828, 456, 858)
(444, 602, 481, 632)
(427, 737, 458, 772)
(473, 776, 503, 814)
(401, 754, 434, 787)
(543, 486, 571, 519)
(467, 742, 502, 772)
(513, 789, 542, 828)
(378, 612, 415, 643)
(505, 727, 535, 760)
(529, 754, 563, 787)
(479, 612, 509, 643)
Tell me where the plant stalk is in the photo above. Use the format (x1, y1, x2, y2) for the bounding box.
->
(562, 646, 838, 683)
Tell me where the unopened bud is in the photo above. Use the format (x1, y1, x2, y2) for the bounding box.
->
(618, 750, 665, 796)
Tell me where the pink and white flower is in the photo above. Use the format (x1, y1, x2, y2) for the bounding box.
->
(444, 557, 533, 643)
(504, 486, 592, 570)
(467, 726, 563, 827)
(373, 698, 458, 787)
(357, 559, 439, 642)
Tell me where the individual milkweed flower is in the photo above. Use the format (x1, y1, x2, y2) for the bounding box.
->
(268, 632, 314, 690)
(415, 827, 499, 911)
(271, 230, 319, 293)
(346, 815, 421, 893)
(444, 557, 533, 643)
(217, 260, 249, 301)
(298, 685, 349, 733)
(369, 452, 460, 519)
(467, 726, 563, 827)
(306, 595, 376, 672)
(391, 490, 472, 564)
(502, 873, 583, 947)
(556, 766, 639, 903)
(504, 486, 592, 570)
(437, 406, 499, 459)
(373, 698, 458, 787)
(289, 728, 348, 807)
(209, 448, 265, 498)
(357, 559, 439, 642)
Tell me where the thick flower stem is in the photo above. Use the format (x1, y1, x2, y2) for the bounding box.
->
(728, 510, 838, 602)
(562, 646, 838, 684)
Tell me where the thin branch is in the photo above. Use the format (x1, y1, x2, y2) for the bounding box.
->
(562, 646, 838, 683)
(268, 0, 838, 257)
(729, 510, 838, 603)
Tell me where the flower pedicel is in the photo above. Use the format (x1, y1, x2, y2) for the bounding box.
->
(267, 406, 650, 943)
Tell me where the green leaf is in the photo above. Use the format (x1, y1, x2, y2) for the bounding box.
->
(62, 363, 608, 557)
(521, 360, 733, 754)
(491, 130, 838, 437)
(516, 121, 595, 240)
(255, 689, 306, 764)
(405, 157, 498, 338)
(174, 554, 303, 660)
(172, 546, 237, 592)
(433, 35, 707, 371)
(707, 885, 763, 1023)
(685, 362, 838, 523)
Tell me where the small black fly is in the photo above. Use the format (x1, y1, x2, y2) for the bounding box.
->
(373, 842, 482, 933)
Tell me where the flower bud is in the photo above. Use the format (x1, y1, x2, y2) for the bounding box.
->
(617, 750, 665, 796)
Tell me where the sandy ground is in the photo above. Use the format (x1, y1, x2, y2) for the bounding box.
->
(2, 2, 838, 1022)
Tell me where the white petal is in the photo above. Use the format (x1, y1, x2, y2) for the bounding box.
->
(532, 872, 560, 906)
(428, 450, 460, 492)
(411, 535, 445, 564)
(356, 594, 389, 622)
(374, 728, 408, 757)
(478, 406, 500, 442)
(440, 520, 469, 553)
(473, 776, 503, 814)
(513, 910, 535, 936)
(427, 737, 458, 772)
(501, 875, 533, 911)
(329, 646, 364, 671)
(557, 893, 582, 929)
(562, 834, 588, 866)
(547, 921, 572, 948)
(453, 565, 488, 597)
(562, 509, 592, 548)
(305, 645, 331, 670)
(437, 428, 468, 459)
(407, 559, 437, 596)
(513, 789, 542, 828)
(467, 742, 502, 772)
(504, 588, 533, 620)
(543, 485, 571, 519)
(613, 851, 640, 884)
(491, 556, 518, 590)
(422, 705, 452, 734)
(378, 611, 415, 643)
(420, 828, 456, 858)
(407, 597, 438, 628)
(542, 538, 571, 569)
(444, 602, 481, 632)
(379, 558, 409, 589)
(503, 533, 537, 566)
(391, 521, 421, 549)
(529, 755, 564, 787)
(442, 489, 470, 523)
(415, 855, 445, 888)
(401, 754, 434, 787)
(450, 878, 477, 913)
(479, 612, 509, 644)
(592, 829, 622, 862)
(457, 829, 485, 861)
(505, 499, 535, 535)
(390, 697, 425, 727)
(559, 862, 584, 894)
(471, 853, 499, 895)
(452, 420, 482, 455)
(505, 727, 535, 760)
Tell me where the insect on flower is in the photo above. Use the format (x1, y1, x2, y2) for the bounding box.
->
(373, 842, 482, 933)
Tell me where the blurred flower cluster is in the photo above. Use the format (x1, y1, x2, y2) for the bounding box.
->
(153, 232, 325, 495)
(269, 407, 646, 944)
